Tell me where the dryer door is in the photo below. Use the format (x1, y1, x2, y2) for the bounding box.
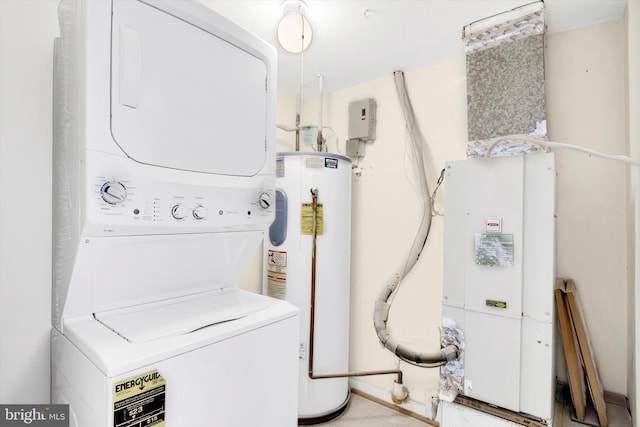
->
(110, 0, 268, 176)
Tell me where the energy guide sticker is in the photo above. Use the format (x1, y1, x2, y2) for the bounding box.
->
(113, 369, 165, 427)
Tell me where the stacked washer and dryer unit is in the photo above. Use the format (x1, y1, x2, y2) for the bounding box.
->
(51, 1, 299, 426)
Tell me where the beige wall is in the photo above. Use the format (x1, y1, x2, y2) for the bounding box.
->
(276, 18, 630, 403)
(546, 19, 628, 394)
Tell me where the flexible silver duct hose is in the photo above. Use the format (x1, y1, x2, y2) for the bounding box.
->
(373, 71, 458, 367)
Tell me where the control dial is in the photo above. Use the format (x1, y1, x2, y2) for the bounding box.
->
(258, 192, 273, 210)
(100, 181, 127, 205)
(171, 204, 188, 220)
(193, 204, 207, 220)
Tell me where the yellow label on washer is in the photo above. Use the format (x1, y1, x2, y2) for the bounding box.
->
(113, 369, 165, 427)
(301, 203, 323, 235)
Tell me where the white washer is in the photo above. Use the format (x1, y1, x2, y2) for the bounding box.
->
(51, 1, 299, 426)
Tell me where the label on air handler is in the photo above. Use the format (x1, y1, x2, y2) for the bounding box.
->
(113, 369, 165, 427)
(474, 232, 514, 267)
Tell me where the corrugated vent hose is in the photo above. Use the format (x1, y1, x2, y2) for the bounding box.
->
(373, 71, 459, 368)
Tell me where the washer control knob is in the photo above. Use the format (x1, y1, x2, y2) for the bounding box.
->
(100, 181, 127, 205)
(258, 192, 272, 210)
(193, 204, 207, 220)
(171, 204, 187, 220)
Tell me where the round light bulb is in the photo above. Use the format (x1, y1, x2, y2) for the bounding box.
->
(277, 13, 313, 53)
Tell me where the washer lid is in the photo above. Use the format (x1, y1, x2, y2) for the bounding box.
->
(110, 0, 268, 176)
(95, 288, 270, 343)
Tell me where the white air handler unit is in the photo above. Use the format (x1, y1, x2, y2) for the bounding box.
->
(51, 1, 299, 426)
(441, 154, 556, 425)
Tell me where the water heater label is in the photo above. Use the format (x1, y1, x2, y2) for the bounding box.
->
(301, 204, 324, 235)
(113, 369, 165, 427)
(305, 157, 324, 169)
(299, 343, 307, 360)
(324, 157, 338, 169)
(267, 249, 287, 267)
(267, 273, 287, 300)
(267, 250, 287, 300)
(275, 157, 285, 177)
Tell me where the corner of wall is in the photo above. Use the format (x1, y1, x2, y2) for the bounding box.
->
(625, 1, 640, 425)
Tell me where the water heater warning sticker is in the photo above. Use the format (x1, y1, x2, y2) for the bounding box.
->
(267, 250, 287, 300)
(113, 369, 165, 427)
(276, 157, 285, 177)
(268, 249, 287, 268)
(301, 204, 324, 235)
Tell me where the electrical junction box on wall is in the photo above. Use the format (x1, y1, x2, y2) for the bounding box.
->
(345, 138, 366, 158)
(442, 153, 556, 424)
(348, 98, 376, 141)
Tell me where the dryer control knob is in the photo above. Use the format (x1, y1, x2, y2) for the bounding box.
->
(171, 204, 188, 220)
(100, 181, 127, 205)
(193, 204, 207, 220)
(258, 192, 272, 210)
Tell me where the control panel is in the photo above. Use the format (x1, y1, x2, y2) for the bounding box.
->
(88, 174, 274, 234)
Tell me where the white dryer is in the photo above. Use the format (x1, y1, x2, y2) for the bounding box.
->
(51, 1, 299, 426)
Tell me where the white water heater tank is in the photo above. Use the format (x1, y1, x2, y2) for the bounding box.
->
(265, 152, 352, 424)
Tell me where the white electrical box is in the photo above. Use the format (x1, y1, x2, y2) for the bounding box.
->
(345, 138, 366, 158)
(442, 153, 556, 423)
(348, 98, 376, 140)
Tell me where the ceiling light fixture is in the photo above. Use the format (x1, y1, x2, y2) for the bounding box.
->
(277, 0, 312, 54)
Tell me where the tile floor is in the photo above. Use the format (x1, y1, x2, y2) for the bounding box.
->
(311, 387, 632, 427)
(554, 385, 633, 427)
(313, 393, 429, 427)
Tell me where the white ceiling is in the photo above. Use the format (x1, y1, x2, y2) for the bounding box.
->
(199, 0, 628, 95)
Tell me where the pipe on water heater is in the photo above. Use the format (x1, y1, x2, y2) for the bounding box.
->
(306, 188, 409, 404)
(316, 74, 324, 152)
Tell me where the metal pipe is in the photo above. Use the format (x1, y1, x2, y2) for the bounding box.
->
(308, 187, 319, 376)
(316, 127, 324, 152)
(295, 112, 301, 151)
(309, 369, 403, 384)
(316, 74, 324, 152)
(295, 76, 302, 151)
(306, 188, 405, 390)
